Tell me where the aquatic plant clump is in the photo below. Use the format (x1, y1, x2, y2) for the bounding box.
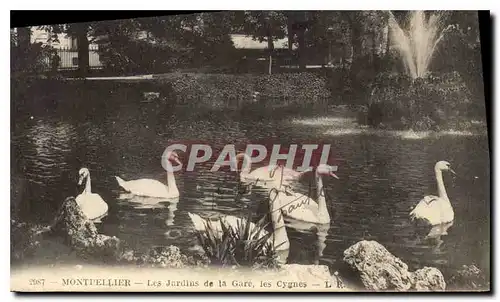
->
(194, 213, 283, 269)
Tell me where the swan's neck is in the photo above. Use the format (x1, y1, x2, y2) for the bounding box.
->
(83, 175, 92, 194)
(315, 173, 329, 220)
(270, 193, 289, 250)
(435, 168, 448, 200)
(165, 160, 179, 194)
(236, 153, 252, 174)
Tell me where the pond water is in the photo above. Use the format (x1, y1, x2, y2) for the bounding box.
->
(11, 84, 490, 279)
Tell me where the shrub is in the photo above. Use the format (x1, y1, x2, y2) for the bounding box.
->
(11, 42, 54, 79)
(163, 72, 331, 109)
(360, 72, 475, 131)
(11, 220, 51, 263)
(194, 212, 283, 269)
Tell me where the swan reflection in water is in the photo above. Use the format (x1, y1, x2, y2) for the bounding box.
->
(404, 220, 454, 256)
(284, 216, 329, 265)
(117, 193, 179, 226)
(423, 221, 454, 253)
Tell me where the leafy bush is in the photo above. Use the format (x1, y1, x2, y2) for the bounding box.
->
(164, 72, 331, 109)
(194, 213, 283, 269)
(11, 41, 54, 79)
(447, 264, 489, 291)
(11, 220, 51, 263)
(97, 39, 195, 74)
(359, 72, 476, 131)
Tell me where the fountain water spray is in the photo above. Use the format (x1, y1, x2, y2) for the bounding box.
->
(388, 11, 455, 79)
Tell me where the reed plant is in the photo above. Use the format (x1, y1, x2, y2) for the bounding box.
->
(194, 212, 283, 269)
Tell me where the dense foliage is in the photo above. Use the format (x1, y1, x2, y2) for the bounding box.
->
(11, 29, 55, 79)
(359, 72, 478, 131)
(165, 72, 331, 109)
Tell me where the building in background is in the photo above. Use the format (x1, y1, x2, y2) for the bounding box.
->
(30, 27, 103, 71)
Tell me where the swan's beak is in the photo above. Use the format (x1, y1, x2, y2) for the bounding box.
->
(449, 168, 457, 176)
(77, 175, 84, 185)
(173, 157, 182, 166)
(330, 172, 339, 179)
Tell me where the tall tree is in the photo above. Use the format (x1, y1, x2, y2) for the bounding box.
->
(289, 11, 309, 71)
(72, 23, 90, 77)
(305, 11, 350, 66)
(16, 27, 31, 50)
(235, 11, 287, 74)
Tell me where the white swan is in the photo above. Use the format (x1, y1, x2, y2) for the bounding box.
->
(278, 164, 338, 224)
(75, 168, 109, 221)
(115, 151, 181, 199)
(233, 153, 304, 189)
(188, 188, 290, 252)
(409, 161, 456, 226)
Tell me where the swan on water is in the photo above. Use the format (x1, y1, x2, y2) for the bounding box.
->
(75, 168, 109, 221)
(187, 188, 290, 254)
(115, 151, 182, 199)
(233, 152, 304, 190)
(278, 164, 338, 224)
(409, 161, 456, 226)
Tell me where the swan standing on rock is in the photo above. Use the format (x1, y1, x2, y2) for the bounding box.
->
(279, 164, 338, 224)
(75, 168, 109, 221)
(409, 161, 456, 226)
(233, 153, 303, 189)
(188, 188, 290, 253)
(115, 151, 182, 199)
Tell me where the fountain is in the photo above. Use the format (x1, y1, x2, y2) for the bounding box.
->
(388, 11, 455, 79)
(359, 11, 475, 132)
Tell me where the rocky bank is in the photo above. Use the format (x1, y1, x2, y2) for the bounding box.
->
(11, 196, 487, 291)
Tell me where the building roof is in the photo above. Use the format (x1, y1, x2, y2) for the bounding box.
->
(230, 34, 297, 50)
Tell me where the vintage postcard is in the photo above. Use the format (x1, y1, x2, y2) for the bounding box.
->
(10, 10, 490, 292)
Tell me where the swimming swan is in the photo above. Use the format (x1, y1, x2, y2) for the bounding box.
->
(75, 168, 108, 221)
(115, 151, 181, 199)
(409, 161, 456, 226)
(278, 164, 338, 224)
(188, 188, 289, 252)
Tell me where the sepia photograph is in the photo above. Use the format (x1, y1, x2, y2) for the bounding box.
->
(10, 10, 490, 292)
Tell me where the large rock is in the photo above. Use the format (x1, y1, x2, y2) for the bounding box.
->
(412, 267, 446, 291)
(50, 197, 122, 261)
(15, 197, 203, 267)
(343, 240, 445, 291)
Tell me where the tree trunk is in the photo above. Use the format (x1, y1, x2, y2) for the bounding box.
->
(328, 42, 332, 65)
(347, 12, 365, 102)
(350, 22, 363, 79)
(385, 26, 391, 55)
(297, 28, 306, 71)
(76, 26, 90, 78)
(287, 16, 294, 52)
(15, 27, 32, 73)
(267, 34, 274, 75)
